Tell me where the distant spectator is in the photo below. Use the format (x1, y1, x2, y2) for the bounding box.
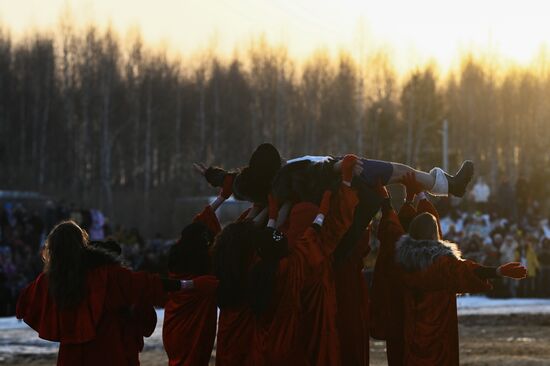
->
(471, 176, 491, 211)
(537, 238, 550, 297)
(517, 237, 540, 296)
(90, 209, 105, 240)
(499, 234, 519, 296)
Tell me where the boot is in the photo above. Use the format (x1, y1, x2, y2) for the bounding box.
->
(429, 160, 474, 197)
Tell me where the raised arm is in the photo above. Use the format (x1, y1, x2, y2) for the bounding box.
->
(114, 267, 218, 308)
(376, 182, 406, 252)
(192, 167, 235, 235)
(401, 257, 526, 294)
(314, 155, 360, 255)
(400, 172, 443, 238)
(398, 172, 421, 231)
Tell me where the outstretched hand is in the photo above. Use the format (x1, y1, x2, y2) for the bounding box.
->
(400, 172, 424, 201)
(497, 262, 527, 279)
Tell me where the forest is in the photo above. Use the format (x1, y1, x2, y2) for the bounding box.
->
(1, 22, 549, 234)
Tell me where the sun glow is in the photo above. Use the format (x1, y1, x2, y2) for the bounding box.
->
(1, 0, 550, 72)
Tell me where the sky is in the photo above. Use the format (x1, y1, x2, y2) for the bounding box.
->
(1, 0, 550, 72)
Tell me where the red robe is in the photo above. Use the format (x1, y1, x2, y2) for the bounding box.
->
(216, 305, 256, 366)
(333, 228, 371, 366)
(373, 198, 491, 366)
(399, 257, 491, 365)
(16, 265, 165, 366)
(370, 198, 439, 365)
(215, 206, 257, 366)
(163, 205, 221, 366)
(163, 273, 218, 366)
(253, 185, 358, 366)
(370, 205, 406, 365)
(123, 303, 158, 365)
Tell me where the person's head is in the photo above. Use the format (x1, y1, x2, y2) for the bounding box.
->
(42, 220, 89, 308)
(408, 212, 441, 241)
(167, 222, 213, 275)
(233, 143, 282, 204)
(492, 233, 503, 246)
(213, 221, 260, 309)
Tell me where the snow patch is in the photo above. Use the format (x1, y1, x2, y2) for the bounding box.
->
(457, 295, 550, 315)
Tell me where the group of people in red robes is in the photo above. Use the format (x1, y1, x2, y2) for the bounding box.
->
(16, 143, 528, 366)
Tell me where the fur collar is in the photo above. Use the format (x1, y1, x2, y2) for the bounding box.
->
(84, 246, 121, 270)
(395, 235, 462, 272)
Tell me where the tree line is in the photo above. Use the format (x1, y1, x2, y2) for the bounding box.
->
(1, 24, 549, 235)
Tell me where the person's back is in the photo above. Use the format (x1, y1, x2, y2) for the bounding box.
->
(253, 157, 359, 366)
(395, 210, 526, 366)
(18, 262, 165, 365)
(251, 244, 310, 366)
(162, 178, 233, 366)
(163, 273, 218, 366)
(396, 242, 490, 366)
(333, 229, 371, 366)
(16, 221, 181, 366)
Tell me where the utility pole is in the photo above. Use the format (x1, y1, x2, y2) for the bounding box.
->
(442, 119, 449, 172)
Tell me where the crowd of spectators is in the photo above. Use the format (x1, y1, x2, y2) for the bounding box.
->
(1, 175, 549, 317)
(435, 175, 550, 298)
(0, 199, 172, 317)
(438, 205, 550, 298)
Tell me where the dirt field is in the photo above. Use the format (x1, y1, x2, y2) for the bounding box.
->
(4, 314, 550, 365)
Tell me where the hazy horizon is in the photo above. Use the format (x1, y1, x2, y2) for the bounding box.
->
(2, 0, 550, 74)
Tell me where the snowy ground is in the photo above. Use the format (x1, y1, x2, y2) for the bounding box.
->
(2, 296, 550, 364)
(0, 309, 167, 362)
(457, 295, 550, 315)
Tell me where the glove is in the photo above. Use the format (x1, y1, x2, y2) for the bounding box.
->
(497, 262, 527, 279)
(400, 172, 424, 201)
(341, 154, 358, 184)
(220, 174, 235, 199)
(192, 275, 219, 293)
(204, 166, 227, 187)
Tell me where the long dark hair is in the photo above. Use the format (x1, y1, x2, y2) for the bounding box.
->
(42, 221, 88, 309)
(248, 227, 288, 316)
(233, 143, 282, 204)
(213, 221, 258, 309)
(168, 222, 213, 275)
(43, 221, 119, 308)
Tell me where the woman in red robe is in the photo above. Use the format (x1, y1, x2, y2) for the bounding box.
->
(250, 154, 359, 366)
(333, 228, 371, 366)
(162, 175, 233, 366)
(371, 174, 527, 366)
(16, 221, 188, 366)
